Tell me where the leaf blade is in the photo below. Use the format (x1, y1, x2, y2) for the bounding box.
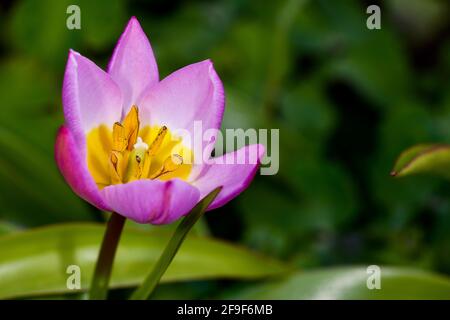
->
(131, 187, 222, 300)
(391, 144, 450, 180)
(0, 223, 289, 299)
(228, 267, 450, 300)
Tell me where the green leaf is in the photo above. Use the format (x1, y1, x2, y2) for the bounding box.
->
(227, 267, 450, 299)
(0, 223, 290, 299)
(131, 187, 222, 299)
(391, 144, 450, 180)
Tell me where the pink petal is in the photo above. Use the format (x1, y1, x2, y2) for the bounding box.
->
(108, 16, 159, 114)
(101, 179, 200, 224)
(138, 60, 225, 159)
(63, 50, 122, 149)
(191, 144, 265, 210)
(55, 126, 110, 211)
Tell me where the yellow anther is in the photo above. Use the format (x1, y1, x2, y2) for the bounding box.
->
(149, 154, 184, 179)
(141, 126, 168, 179)
(148, 126, 167, 156)
(165, 154, 184, 171)
(122, 105, 140, 151)
(112, 122, 126, 152)
(109, 151, 123, 184)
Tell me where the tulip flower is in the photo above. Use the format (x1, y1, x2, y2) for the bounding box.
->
(55, 17, 264, 225)
(56, 17, 265, 300)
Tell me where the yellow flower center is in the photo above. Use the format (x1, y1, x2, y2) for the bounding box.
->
(86, 105, 192, 189)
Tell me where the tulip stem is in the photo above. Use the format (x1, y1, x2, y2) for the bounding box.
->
(130, 187, 222, 300)
(89, 212, 126, 300)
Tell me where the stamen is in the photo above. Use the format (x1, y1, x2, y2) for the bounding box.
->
(106, 108, 188, 184)
(109, 151, 123, 184)
(141, 126, 168, 179)
(149, 154, 184, 179)
(122, 105, 140, 151)
(109, 106, 141, 183)
(112, 122, 126, 152)
(148, 126, 167, 156)
(165, 154, 184, 171)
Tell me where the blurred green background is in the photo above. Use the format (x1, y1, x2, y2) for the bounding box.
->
(0, 0, 449, 299)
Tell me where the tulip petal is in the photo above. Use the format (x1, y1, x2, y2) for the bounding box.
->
(108, 16, 159, 113)
(191, 144, 265, 210)
(138, 60, 225, 160)
(102, 179, 200, 224)
(63, 50, 122, 148)
(55, 126, 110, 211)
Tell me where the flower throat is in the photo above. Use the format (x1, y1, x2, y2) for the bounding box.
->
(86, 106, 192, 189)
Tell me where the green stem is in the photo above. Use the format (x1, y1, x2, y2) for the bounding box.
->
(89, 212, 126, 300)
(130, 187, 221, 300)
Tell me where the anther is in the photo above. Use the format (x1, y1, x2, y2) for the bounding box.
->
(149, 154, 184, 179)
(148, 126, 168, 156)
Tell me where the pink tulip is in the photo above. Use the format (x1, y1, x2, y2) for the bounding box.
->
(55, 17, 264, 224)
